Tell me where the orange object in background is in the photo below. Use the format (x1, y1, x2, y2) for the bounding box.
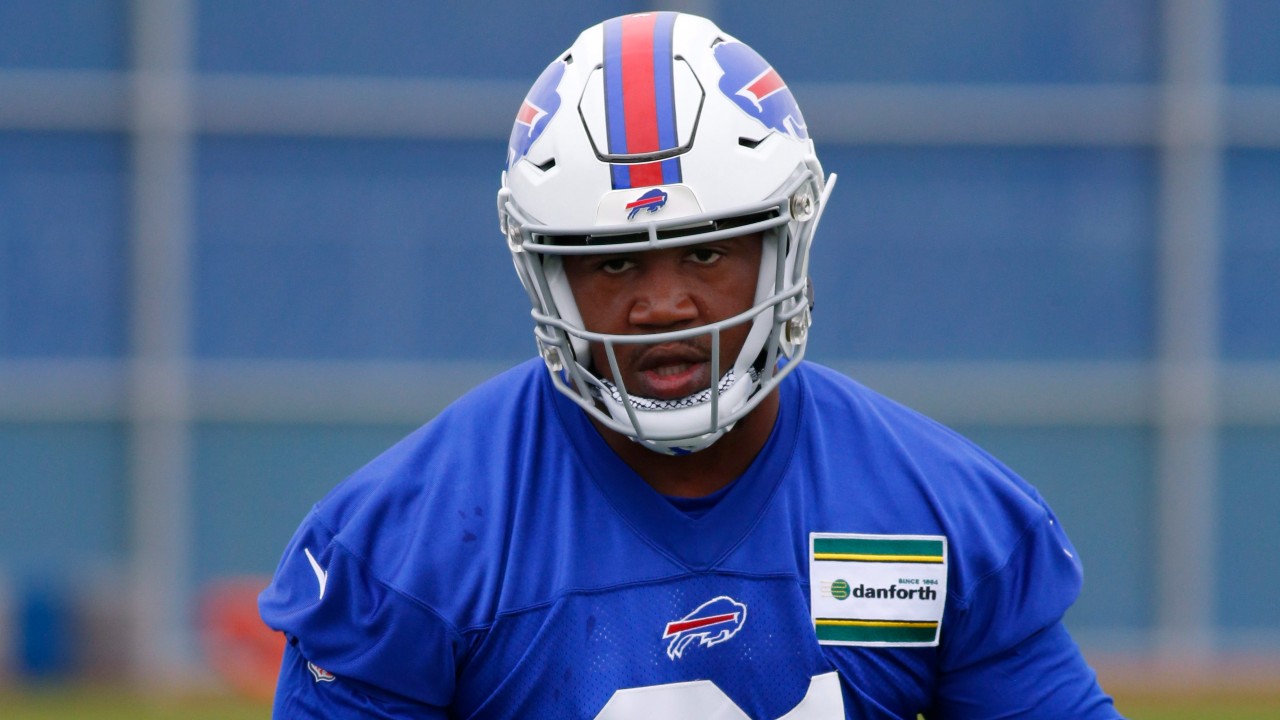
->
(200, 577, 284, 701)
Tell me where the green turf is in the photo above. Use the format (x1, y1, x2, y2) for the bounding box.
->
(1116, 697, 1280, 720)
(0, 686, 270, 720)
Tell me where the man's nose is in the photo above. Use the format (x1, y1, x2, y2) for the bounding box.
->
(628, 265, 698, 329)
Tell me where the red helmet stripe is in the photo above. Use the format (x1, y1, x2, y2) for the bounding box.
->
(620, 13, 660, 157)
(604, 13, 682, 189)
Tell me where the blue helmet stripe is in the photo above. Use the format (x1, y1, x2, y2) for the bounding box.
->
(652, 12, 681, 185)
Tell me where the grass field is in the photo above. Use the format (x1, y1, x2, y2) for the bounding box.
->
(0, 685, 269, 720)
(2, 684, 1279, 719)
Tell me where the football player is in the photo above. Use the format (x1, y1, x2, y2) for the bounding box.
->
(262, 12, 1123, 719)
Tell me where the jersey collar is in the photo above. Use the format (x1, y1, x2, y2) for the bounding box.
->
(550, 366, 805, 570)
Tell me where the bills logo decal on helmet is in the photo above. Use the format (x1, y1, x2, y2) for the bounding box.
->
(603, 12, 683, 190)
(714, 41, 809, 140)
(662, 596, 747, 660)
(625, 188, 668, 219)
(507, 58, 566, 169)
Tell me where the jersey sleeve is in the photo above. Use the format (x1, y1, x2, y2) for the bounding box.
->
(273, 639, 451, 719)
(259, 510, 465, 712)
(930, 621, 1121, 719)
(934, 508, 1122, 718)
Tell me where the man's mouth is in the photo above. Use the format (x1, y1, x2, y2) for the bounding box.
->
(650, 362, 695, 378)
(636, 358, 712, 399)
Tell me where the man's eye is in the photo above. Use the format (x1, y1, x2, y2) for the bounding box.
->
(600, 258, 633, 274)
(689, 248, 721, 265)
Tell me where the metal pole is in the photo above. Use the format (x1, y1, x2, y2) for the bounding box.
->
(127, 0, 197, 685)
(1154, 0, 1224, 658)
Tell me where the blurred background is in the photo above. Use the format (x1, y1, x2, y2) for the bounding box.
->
(1, 0, 1278, 712)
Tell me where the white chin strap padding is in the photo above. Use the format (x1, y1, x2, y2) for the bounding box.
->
(593, 367, 757, 454)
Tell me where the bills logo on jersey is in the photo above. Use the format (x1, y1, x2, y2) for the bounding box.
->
(662, 596, 747, 660)
(713, 41, 809, 140)
(625, 188, 668, 220)
(507, 59, 566, 169)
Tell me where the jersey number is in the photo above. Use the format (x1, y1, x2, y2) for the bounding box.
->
(593, 671, 843, 719)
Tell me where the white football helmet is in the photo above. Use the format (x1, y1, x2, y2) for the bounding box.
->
(497, 12, 835, 455)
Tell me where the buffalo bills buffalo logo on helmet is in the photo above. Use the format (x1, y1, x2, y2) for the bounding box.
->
(713, 41, 809, 141)
(625, 188, 669, 220)
(507, 59, 566, 169)
(662, 596, 747, 660)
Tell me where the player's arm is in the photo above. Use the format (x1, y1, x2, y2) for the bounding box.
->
(260, 512, 464, 717)
(273, 638, 450, 719)
(926, 621, 1123, 719)
(929, 508, 1125, 719)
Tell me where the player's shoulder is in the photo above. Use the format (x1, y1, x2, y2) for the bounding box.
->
(301, 359, 559, 604)
(793, 360, 933, 422)
(790, 362, 1076, 610)
(793, 360, 1051, 527)
(416, 357, 553, 442)
(319, 359, 549, 506)
(795, 361, 981, 451)
(260, 363, 561, 693)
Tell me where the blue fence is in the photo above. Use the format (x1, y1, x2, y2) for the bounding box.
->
(1, 0, 1277, 679)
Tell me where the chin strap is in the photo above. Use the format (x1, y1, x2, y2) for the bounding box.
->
(589, 367, 759, 411)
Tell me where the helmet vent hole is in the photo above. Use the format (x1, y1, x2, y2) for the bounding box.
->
(738, 136, 764, 149)
(534, 157, 557, 172)
(562, 53, 573, 64)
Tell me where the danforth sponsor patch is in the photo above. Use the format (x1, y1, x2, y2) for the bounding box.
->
(809, 533, 948, 646)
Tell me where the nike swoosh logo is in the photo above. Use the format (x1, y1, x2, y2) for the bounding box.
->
(304, 547, 328, 600)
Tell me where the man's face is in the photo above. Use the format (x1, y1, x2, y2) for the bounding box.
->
(560, 233, 763, 401)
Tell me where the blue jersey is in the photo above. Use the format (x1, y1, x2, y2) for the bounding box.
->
(260, 360, 1121, 719)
